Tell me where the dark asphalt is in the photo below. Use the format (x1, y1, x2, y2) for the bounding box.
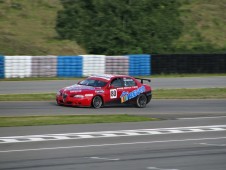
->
(0, 99, 225, 119)
(0, 76, 226, 170)
(0, 117, 226, 170)
(0, 76, 226, 94)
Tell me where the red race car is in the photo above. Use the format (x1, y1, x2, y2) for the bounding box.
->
(56, 74, 152, 108)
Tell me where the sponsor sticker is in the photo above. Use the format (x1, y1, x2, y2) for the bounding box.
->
(95, 90, 104, 94)
(85, 94, 94, 97)
(70, 90, 82, 93)
(120, 86, 146, 103)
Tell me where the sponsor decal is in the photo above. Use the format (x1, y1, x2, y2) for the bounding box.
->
(110, 89, 117, 99)
(95, 90, 104, 94)
(70, 90, 82, 93)
(120, 86, 146, 103)
(85, 94, 94, 97)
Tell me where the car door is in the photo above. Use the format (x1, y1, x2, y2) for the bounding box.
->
(120, 77, 139, 103)
(106, 77, 124, 104)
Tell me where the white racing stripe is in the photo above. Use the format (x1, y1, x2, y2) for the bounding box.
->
(1, 137, 226, 153)
(0, 125, 226, 144)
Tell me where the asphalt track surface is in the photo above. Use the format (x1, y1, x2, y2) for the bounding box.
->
(0, 76, 226, 169)
(0, 76, 226, 94)
(0, 117, 226, 170)
(0, 99, 226, 119)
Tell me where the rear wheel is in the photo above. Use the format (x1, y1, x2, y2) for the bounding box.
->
(92, 96, 103, 108)
(136, 94, 147, 108)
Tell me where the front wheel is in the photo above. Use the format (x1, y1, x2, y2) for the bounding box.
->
(56, 99, 62, 106)
(136, 94, 147, 108)
(92, 96, 103, 109)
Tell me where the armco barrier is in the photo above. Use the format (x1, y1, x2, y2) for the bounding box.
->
(81, 55, 105, 76)
(128, 54, 151, 76)
(0, 56, 4, 78)
(4, 56, 32, 78)
(31, 56, 57, 77)
(105, 56, 129, 75)
(57, 56, 83, 77)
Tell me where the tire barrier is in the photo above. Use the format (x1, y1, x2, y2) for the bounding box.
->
(105, 56, 129, 75)
(0, 56, 4, 78)
(4, 56, 32, 78)
(128, 54, 151, 76)
(57, 56, 83, 77)
(1, 54, 226, 78)
(0, 54, 152, 79)
(31, 56, 57, 77)
(81, 55, 105, 76)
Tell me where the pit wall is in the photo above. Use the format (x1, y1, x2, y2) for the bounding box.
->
(0, 54, 151, 78)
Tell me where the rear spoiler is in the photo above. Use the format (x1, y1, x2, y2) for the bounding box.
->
(135, 77, 151, 84)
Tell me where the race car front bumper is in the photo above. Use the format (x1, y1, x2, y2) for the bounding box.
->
(56, 94, 91, 107)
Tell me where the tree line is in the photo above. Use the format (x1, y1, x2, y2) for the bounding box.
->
(56, 0, 183, 55)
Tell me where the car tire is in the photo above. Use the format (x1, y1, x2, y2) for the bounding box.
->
(136, 94, 147, 108)
(92, 96, 103, 109)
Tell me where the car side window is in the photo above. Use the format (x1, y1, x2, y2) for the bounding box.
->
(111, 78, 123, 88)
(123, 78, 137, 87)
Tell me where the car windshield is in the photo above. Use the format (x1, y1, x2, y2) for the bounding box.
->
(79, 79, 107, 87)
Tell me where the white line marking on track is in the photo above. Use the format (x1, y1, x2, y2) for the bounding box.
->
(0, 136, 226, 153)
(198, 143, 226, 147)
(89, 157, 120, 161)
(147, 167, 179, 170)
(178, 116, 226, 120)
(0, 125, 226, 144)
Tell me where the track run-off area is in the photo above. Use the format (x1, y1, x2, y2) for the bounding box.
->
(0, 76, 226, 170)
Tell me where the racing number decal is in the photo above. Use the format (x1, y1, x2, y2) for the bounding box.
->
(110, 89, 117, 99)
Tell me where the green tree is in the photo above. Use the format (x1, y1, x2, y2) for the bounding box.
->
(56, 0, 182, 55)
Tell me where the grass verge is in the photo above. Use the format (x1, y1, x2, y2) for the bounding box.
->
(149, 73, 226, 78)
(0, 114, 158, 127)
(154, 88, 226, 99)
(0, 93, 56, 101)
(0, 88, 225, 101)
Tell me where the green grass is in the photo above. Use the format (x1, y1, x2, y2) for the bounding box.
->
(174, 0, 226, 53)
(0, 0, 85, 55)
(0, 114, 158, 127)
(0, 88, 225, 101)
(154, 88, 226, 99)
(148, 73, 226, 78)
(0, 93, 55, 101)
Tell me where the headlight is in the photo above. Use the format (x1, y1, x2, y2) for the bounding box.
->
(73, 95, 84, 98)
(56, 91, 61, 96)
